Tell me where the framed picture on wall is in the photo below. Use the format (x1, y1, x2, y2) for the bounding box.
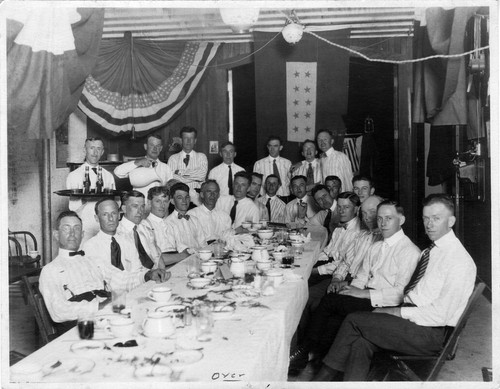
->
(209, 141, 219, 154)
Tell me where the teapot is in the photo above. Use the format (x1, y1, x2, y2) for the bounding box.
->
(142, 311, 175, 338)
(251, 246, 269, 262)
(229, 257, 245, 278)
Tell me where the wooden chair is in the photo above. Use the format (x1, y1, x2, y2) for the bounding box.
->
(379, 282, 486, 381)
(8, 231, 41, 268)
(21, 276, 57, 346)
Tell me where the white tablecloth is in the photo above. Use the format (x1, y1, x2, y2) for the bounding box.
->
(10, 240, 321, 384)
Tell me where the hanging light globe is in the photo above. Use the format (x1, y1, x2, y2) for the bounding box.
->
(220, 8, 260, 34)
(282, 22, 304, 44)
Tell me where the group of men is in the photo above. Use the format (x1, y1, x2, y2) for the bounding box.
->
(41, 125, 476, 382)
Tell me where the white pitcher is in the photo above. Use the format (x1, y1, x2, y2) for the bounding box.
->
(142, 311, 175, 338)
(251, 246, 269, 262)
(229, 257, 245, 278)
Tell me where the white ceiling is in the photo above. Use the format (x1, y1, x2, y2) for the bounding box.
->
(102, 7, 417, 42)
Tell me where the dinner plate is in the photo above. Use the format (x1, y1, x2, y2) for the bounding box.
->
(155, 304, 187, 314)
(231, 284, 255, 291)
(70, 340, 105, 355)
(42, 358, 95, 376)
(224, 290, 260, 302)
(163, 350, 203, 367)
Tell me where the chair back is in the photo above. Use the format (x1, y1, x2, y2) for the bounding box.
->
(8, 231, 41, 267)
(8, 237, 22, 265)
(425, 282, 486, 380)
(21, 276, 57, 346)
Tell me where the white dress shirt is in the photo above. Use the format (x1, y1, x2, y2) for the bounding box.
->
(216, 195, 260, 228)
(284, 194, 317, 224)
(307, 200, 340, 231)
(257, 195, 286, 224)
(163, 210, 206, 252)
(188, 204, 232, 242)
(319, 147, 353, 191)
(82, 230, 145, 273)
(316, 216, 361, 275)
(343, 229, 383, 281)
(351, 229, 420, 307)
(253, 197, 270, 222)
(114, 158, 173, 198)
(116, 217, 162, 267)
(253, 155, 292, 196)
(141, 213, 176, 253)
(293, 159, 323, 185)
(401, 230, 477, 327)
(39, 248, 146, 323)
(167, 150, 208, 191)
(208, 162, 245, 196)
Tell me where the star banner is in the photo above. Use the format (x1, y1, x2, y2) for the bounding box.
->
(286, 62, 317, 142)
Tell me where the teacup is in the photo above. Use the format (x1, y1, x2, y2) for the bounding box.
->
(147, 286, 172, 303)
(265, 270, 284, 287)
(201, 261, 217, 274)
(241, 221, 252, 229)
(198, 250, 212, 261)
(110, 317, 134, 338)
(252, 222, 263, 230)
(190, 277, 211, 288)
(256, 260, 272, 271)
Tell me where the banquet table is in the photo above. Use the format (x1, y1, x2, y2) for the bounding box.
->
(10, 227, 327, 384)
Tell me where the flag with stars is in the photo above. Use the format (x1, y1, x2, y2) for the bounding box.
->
(286, 62, 317, 142)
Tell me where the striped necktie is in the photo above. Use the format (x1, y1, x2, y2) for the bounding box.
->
(273, 159, 281, 182)
(306, 163, 314, 186)
(404, 243, 435, 295)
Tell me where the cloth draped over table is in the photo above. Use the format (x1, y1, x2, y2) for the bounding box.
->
(78, 34, 221, 136)
(412, 7, 481, 185)
(7, 8, 104, 139)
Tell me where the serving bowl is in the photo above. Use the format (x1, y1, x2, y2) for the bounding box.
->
(257, 229, 274, 240)
(198, 250, 212, 261)
(189, 278, 211, 288)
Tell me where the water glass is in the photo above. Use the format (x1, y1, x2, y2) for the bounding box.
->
(196, 305, 214, 341)
(77, 313, 95, 340)
(213, 239, 226, 259)
(112, 289, 126, 313)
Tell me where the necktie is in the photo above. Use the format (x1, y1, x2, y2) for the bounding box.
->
(306, 163, 314, 186)
(152, 161, 157, 168)
(323, 209, 332, 234)
(69, 250, 85, 256)
(229, 200, 238, 223)
(228, 165, 233, 195)
(178, 213, 190, 220)
(183, 154, 190, 167)
(133, 226, 154, 269)
(266, 197, 272, 220)
(110, 237, 123, 270)
(91, 167, 97, 175)
(273, 159, 281, 183)
(404, 243, 435, 295)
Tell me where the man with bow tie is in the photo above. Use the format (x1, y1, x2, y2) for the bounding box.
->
(114, 134, 174, 198)
(163, 182, 205, 254)
(39, 211, 169, 335)
(66, 137, 116, 244)
(311, 194, 476, 381)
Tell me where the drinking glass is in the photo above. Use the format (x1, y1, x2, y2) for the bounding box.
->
(77, 313, 95, 340)
(112, 289, 126, 313)
(213, 239, 226, 259)
(196, 305, 214, 341)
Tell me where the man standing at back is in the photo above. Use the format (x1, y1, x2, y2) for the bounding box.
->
(208, 141, 244, 196)
(290, 139, 323, 194)
(167, 126, 208, 203)
(316, 130, 353, 192)
(66, 137, 116, 243)
(312, 194, 477, 381)
(253, 136, 292, 202)
(114, 134, 173, 198)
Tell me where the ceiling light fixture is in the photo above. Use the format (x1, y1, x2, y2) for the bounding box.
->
(282, 10, 304, 44)
(219, 8, 260, 34)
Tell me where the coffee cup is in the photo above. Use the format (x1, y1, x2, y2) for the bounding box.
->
(110, 317, 134, 338)
(147, 286, 172, 303)
(241, 221, 252, 229)
(201, 261, 217, 274)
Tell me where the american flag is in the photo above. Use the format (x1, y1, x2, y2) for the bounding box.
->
(286, 62, 317, 142)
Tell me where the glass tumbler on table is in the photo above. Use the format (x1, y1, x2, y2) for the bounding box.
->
(77, 313, 95, 340)
(112, 289, 126, 313)
(213, 239, 226, 259)
(196, 305, 214, 342)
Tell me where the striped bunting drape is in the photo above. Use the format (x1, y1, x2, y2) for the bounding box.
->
(78, 37, 221, 135)
(343, 137, 360, 174)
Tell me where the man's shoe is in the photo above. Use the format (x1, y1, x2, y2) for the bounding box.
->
(313, 364, 339, 381)
(289, 346, 309, 371)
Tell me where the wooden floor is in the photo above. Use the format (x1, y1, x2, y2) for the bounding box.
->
(8, 283, 492, 382)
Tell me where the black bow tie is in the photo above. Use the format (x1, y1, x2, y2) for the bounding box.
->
(178, 213, 190, 220)
(69, 250, 85, 256)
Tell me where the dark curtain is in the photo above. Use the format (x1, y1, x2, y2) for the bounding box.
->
(7, 8, 104, 139)
(78, 36, 221, 136)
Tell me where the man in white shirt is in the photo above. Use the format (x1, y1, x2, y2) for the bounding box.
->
(66, 137, 116, 243)
(352, 174, 375, 203)
(167, 126, 208, 199)
(189, 180, 232, 243)
(257, 174, 286, 224)
(285, 175, 318, 227)
(246, 172, 269, 222)
(253, 136, 292, 201)
(290, 139, 323, 193)
(208, 141, 244, 196)
(114, 134, 173, 199)
(316, 129, 353, 192)
(291, 199, 420, 372)
(82, 199, 152, 273)
(116, 190, 165, 269)
(308, 185, 341, 237)
(39, 211, 169, 334)
(164, 182, 206, 254)
(312, 194, 476, 381)
(324, 175, 341, 201)
(216, 171, 260, 230)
